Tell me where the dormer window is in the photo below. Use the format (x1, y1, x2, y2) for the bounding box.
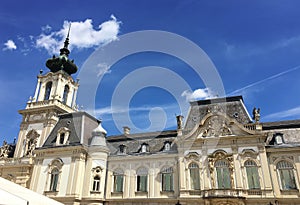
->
(118, 144, 127, 154)
(140, 143, 148, 153)
(56, 127, 70, 146)
(274, 133, 284, 145)
(164, 141, 171, 151)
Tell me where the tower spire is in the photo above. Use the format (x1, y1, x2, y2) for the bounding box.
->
(63, 23, 71, 50)
(60, 23, 71, 56)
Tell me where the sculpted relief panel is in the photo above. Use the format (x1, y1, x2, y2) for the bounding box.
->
(198, 116, 232, 138)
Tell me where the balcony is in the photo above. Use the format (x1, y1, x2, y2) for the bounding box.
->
(25, 99, 75, 113)
(203, 189, 244, 198)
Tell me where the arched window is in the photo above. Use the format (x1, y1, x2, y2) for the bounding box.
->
(189, 163, 200, 190)
(92, 175, 101, 192)
(245, 160, 260, 189)
(113, 169, 124, 192)
(55, 127, 70, 146)
(277, 161, 297, 190)
(164, 142, 171, 151)
(62, 85, 69, 104)
(91, 166, 102, 192)
(141, 143, 148, 153)
(48, 158, 63, 192)
(161, 167, 173, 191)
(49, 168, 59, 191)
(44, 82, 52, 100)
(215, 159, 231, 189)
(137, 167, 148, 192)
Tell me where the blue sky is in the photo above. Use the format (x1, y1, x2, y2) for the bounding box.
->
(1, 0, 300, 142)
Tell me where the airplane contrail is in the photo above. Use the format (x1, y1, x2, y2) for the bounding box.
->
(228, 65, 300, 95)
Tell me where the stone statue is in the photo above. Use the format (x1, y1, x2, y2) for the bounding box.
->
(0, 140, 9, 158)
(220, 121, 232, 136)
(252, 107, 260, 122)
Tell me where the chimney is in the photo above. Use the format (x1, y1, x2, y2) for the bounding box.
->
(123, 126, 130, 135)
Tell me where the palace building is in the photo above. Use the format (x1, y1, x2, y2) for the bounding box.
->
(1, 35, 300, 205)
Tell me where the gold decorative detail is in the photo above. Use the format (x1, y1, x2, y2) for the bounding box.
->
(208, 150, 234, 188)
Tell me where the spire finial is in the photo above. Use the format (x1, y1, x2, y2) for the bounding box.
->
(64, 23, 71, 49)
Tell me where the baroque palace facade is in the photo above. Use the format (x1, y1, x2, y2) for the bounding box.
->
(1, 37, 300, 205)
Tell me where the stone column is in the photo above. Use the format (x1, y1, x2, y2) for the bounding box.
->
(33, 78, 41, 102)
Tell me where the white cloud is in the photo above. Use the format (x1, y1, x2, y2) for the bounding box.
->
(3, 40, 17, 51)
(181, 88, 214, 102)
(41, 25, 52, 34)
(36, 15, 121, 54)
(263, 106, 300, 121)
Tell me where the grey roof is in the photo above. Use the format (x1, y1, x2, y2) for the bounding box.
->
(262, 120, 300, 145)
(184, 96, 252, 131)
(107, 130, 178, 156)
(262, 120, 300, 130)
(42, 112, 99, 148)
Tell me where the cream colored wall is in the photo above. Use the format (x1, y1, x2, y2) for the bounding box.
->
(267, 148, 300, 200)
(106, 154, 178, 200)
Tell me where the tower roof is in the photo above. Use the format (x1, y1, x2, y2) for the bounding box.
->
(45, 24, 78, 75)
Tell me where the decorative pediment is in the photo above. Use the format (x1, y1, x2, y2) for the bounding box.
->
(239, 149, 259, 158)
(184, 151, 200, 161)
(198, 115, 232, 138)
(184, 112, 257, 141)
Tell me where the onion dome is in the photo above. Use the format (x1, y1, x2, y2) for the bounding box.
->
(46, 24, 78, 75)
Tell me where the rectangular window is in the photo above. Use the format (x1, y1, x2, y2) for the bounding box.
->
(280, 169, 297, 190)
(162, 173, 173, 191)
(190, 168, 200, 190)
(92, 176, 100, 191)
(114, 175, 123, 192)
(50, 173, 59, 191)
(137, 175, 147, 192)
(246, 166, 260, 189)
(216, 167, 231, 189)
(59, 133, 65, 144)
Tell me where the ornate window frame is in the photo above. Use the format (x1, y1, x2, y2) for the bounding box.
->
(24, 129, 39, 157)
(46, 158, 63, 193)
(208, 150, 234, 189)
(91, 166, 103, 193)
(275, 159, 298, 191)
(184, 152, 201, 190)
